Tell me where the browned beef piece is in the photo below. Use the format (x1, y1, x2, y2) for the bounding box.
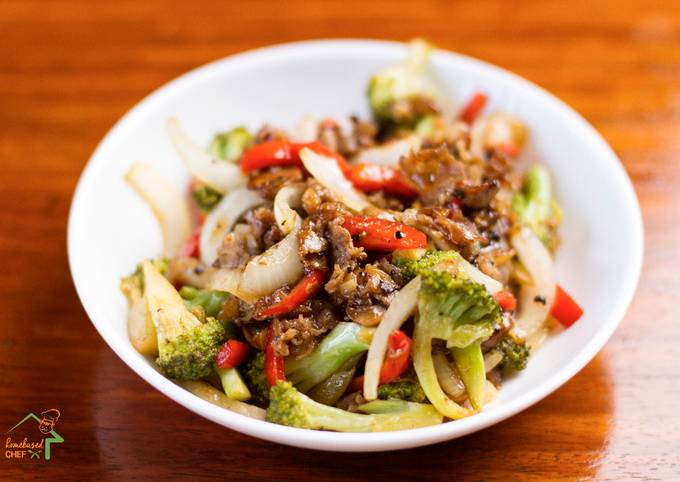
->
(301, 182, 351, 219)
(475, 245, 515, 284)
(481, 311, 514, 352)
(349, 116, 377, 152)
(270, 300, 339, 358)
(298, 216, 329, 272)
(385, 95, 438, 126)
(400, 144, 466, 207)
(402, 207, 484, 259)
(454, 180, 499, 209)
(325, 263, 399, 326)
(254, 124, 286, 143)
(364, 191, 405, 211)
(247, 166, 304, 200)
(317, 121, 345, 155)
(243, 206, 284, 249)
(327, 220, 366, 269)
(214, 224, 260, 269)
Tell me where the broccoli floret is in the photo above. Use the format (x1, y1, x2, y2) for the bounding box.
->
(497, 336, 530, 371)
(285, 322, 373, 393)
(242, 351, 269, 407)
(179, 286, 231, 318)
(393, 249, 461, 280)
(209, 127, 253, 162)
(512, 165, 562, 249)
(367, 39, 434, 126)
(377, 381, 427, 403)
(192, 183, 223, 212)
(413, 267, 501, 417)
(120, 257, 169, 304)
(142, 260, 225, 380)
(267, 381, 442, 432)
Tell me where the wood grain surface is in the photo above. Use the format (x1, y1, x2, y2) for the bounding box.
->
(1, 0, 679, 480)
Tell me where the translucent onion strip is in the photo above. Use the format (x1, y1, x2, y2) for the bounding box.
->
(124, 162, 191, 258)
(351, 135, 421, 167)
(200, 188, 265, 266)
(299, 147, 373, 212)
(459, 257, 503, 295)
(209, 202, 304, 303)
(167, 118, 247, 194)
(363, 277, 421, 400)
(511, 227, 555, 340)
(273, 183, 305, 235)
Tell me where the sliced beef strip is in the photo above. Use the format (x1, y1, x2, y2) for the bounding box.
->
(298, 216, 329, 272)
(325, 262, 399, 326)
(400, 144, 466, 207)
(401, 207, 485, 260)
(214, 223, 261, 269)
(270, 299, 340, 359)
(247, 166, 305, 200)
(254, 124, 287, 143)
(327, 220, 367, 270)
(454, 179, 499, 209)
(243, 206, 284, 250)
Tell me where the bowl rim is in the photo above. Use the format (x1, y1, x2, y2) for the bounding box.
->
(67, 38, 644, 452)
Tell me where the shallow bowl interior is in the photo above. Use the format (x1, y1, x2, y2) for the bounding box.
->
(68, 39, 642, 451)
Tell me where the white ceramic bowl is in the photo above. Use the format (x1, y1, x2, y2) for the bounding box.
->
(68, 39, 643, 451)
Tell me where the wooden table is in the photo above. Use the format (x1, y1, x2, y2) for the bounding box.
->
(2, 0, 679, 479)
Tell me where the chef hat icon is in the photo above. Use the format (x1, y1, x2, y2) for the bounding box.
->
(41, 409, 60, 423)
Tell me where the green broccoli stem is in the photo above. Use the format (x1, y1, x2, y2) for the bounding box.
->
(215, 365, 251, 402)
(285, 322, 373, 393)
(412, 319, 473, 420)
(192, 184, 223, 212)
(306, 354, 361, 406)
(450, 341, 486, 410)
(179, 286, 231, 318)
(267, 381, 442, 432)
(512, 165, 560, 247)
(209, 127, 253, 162)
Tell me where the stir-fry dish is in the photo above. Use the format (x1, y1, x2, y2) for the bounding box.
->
(121, 40, 584, 431)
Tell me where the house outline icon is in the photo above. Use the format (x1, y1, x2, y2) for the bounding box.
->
(7, 412, 64, 461)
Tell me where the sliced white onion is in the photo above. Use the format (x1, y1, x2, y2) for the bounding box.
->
(351, 135, 421, 167)
(470, 112, 526, 159)
(432, 350, 466, 400)
(167, 118, 247, 194)
(511, 227, 555, 339)
(483, 350, 503, 372)
(240, 216, 304, 297)
(290, 114, 318, 142)
(209, 215, 304, 303)
(459, 257, 503, 295)
(124, 162, 192, 258)
(363, 276, 421, 400)
(299, 147, 373, 212)
(273, 183, 305, 235)
(179, 380, 266, 420)
(199, 188, 265, 266)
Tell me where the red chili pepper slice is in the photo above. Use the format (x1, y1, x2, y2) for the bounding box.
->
(178, 226, 202, 258)
(380, 329, 412, 384)
(349, 330, 413, 392)
(215, 339, 250, 369)
(240, 140, 350, 174)
(264, 328, 287, 387)
(342, 216, 427, 251)
(347, 163, 418, 198)
(459, 91, 488, 124)
(254, 270, 326, 320)
(551, 284, 583, 328)
(493, 290, 517, 311)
